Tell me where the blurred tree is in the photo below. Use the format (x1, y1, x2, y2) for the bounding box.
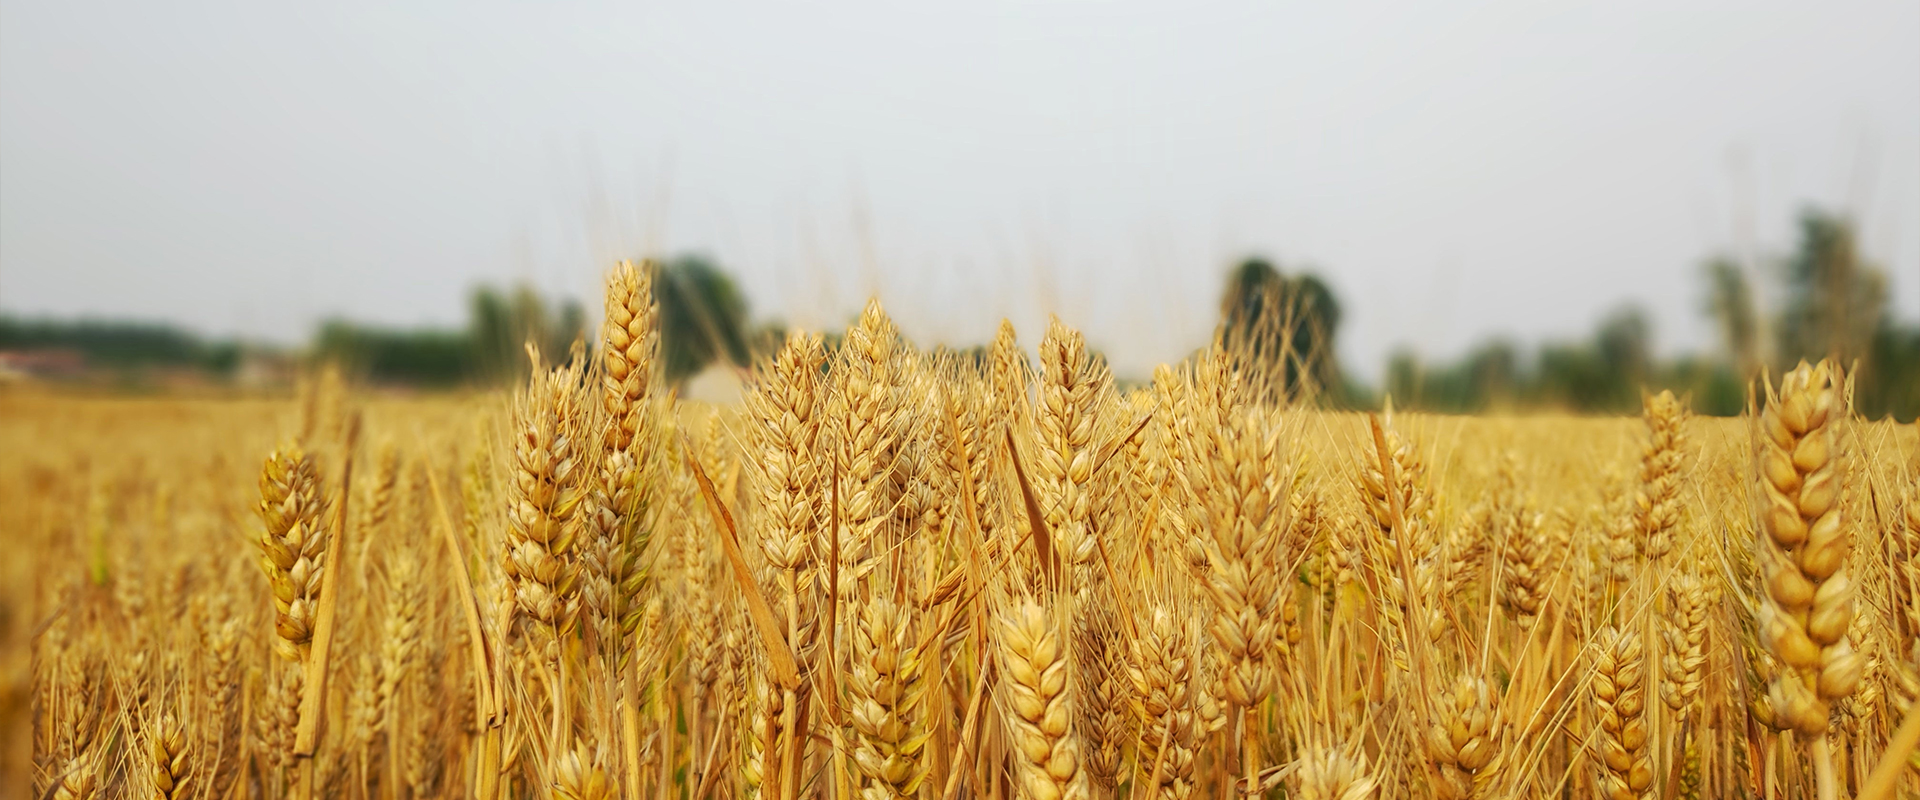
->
(1384, 348, 1422, 409)
(314, 321, 472, 387)
(653, 255, 752, 386)
(1665, 355, 1744, 417)
(1381, 339, 1521, 414)
(1463, 339, 1521, 410)
(0, 317, 238, 374)
(1219, 258, 1344, 404)
(466, 284, 587, 382)
(1534, 347, 1596, 411)
(1778, 210, 1887, 365)
(1378, 208, 1915, 419)
(1863, 325, 1920, 420)
(1703, 257, 1761, 377)
(1767, 210, 1917, 420)
(468, 287, 515, 381)
(1594, 306, 1651, 400)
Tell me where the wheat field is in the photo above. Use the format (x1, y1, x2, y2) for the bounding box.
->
(6, 262, 1920, 800)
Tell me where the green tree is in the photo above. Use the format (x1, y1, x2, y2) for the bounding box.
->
(466, 284, 587, 382)
(313, 320, 472, 386)
(1594, 306, 1651, 400)
(1384, 348, 1421, 408)
(0, 317, 237, 373)
(1219, 258, 1344, 403)
(1748, 208, 1916, 420)
(653, 255, 752, 386)
(1778, 210, 1887, 365)
(1864, 325, 1920, 420)
(1703, 257, 1761, 376)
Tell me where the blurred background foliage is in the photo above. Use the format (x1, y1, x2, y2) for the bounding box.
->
(0, 317, 240, 374)
(3, 207, 1914, 419)
(1364, 208, 1916, 418)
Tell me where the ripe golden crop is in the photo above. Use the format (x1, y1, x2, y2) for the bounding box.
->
(5, 262, 1918, 800)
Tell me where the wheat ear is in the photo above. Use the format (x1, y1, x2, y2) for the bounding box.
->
(1036, 316, 1109, 575)
(502, 360, 587, 664)
(1635, 389, 1687, 564)
(142, 707, 190, 800)
(256, 443, 330, 664)
(848, 595, 930, 799)
(1292, 743, 1379, 800)
(1427, 673, 1501, 799)
(552, 743, 614, 800)
(1499, 501, 1549, 628)
(830, 298, 908, 592)
(1756, 360, 1863, 736)
(999, 599, 1089, 800)
(1128, 607, 1198, 800)
(587, 258, 660, 652)
(1661, 572, 1708, 718)
(1593, 625, 1653, 800)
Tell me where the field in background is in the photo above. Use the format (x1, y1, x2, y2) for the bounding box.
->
(5, 268, 1920, 800)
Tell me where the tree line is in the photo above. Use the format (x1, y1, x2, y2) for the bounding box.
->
(4, 208, 1914, 418)
(1336, 208, 1915, 419)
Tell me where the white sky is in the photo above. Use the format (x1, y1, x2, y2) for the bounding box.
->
(3, 0, 1916, 381)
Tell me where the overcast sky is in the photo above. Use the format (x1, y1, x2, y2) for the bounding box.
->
(3, 0, 1916, 381)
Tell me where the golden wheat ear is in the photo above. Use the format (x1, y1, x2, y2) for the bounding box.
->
(997, 597, 1091, 800)
(1592, 625, 1653, 800)
(1755, 360, 1861, 734)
